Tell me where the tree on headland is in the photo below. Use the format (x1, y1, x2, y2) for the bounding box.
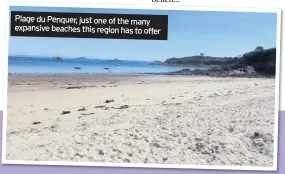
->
(255, 46, 264, 52)
(200, 53, 204, 57)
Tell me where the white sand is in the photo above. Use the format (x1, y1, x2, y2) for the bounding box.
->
(6, 75, 276, 167)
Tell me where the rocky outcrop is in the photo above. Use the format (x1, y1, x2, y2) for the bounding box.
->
(164, 65, 258, 77)
(160, 47, 276, 77)
(164, 56, 239, 67)
(240, 47, 276, 75)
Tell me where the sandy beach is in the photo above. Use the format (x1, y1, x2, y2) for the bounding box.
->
(6, 75, 276, 167)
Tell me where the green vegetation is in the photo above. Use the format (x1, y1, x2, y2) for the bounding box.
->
(241, 46, 276, 75)
(165, 55, 240, 66)
(164, 46, 276, 75)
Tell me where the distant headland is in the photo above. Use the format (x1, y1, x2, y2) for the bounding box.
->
(149, 46, 276, 77)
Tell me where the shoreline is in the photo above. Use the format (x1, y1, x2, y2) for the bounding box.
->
(7, 63, 275, 79)
(8, 72, 275, 79)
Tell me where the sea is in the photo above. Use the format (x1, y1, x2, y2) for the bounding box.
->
(8, 56, 206, 75)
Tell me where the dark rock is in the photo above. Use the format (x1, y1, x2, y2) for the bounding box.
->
(195, 142, 204, 151)
(78, 107, 87, 111)
(61, 111, 71, 115)
(157, 64, 262, 78)
(81, 113, 94, 116)
(195, 138, 203, 141)
(124, 158, 131, 163)
(32, 121, 41, 125)
(98, 150, 104, 155)
(66, 86, 84, 89)
(66, 85, 97, 89)
(117, 105, 129, 109)
(251, 132, 262, 139)
(252, 139, 265, 147)
(51, 124, 58, 129)
(144, 158, 148, 163)
(229, 127, 235, 133)
(151, 142, 161, 148)
(105, 100, 114, 103)
(95, 105, 106, 108)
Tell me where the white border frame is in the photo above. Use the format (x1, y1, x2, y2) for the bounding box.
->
(1, 1, 282, 172)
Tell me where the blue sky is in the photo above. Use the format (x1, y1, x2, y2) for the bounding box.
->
(9, 6, 277, 61)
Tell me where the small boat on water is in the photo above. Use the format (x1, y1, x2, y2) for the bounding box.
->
(74, 67, 81, 70)
(55, 56, 63, 62)
(103, 67, 110, 70)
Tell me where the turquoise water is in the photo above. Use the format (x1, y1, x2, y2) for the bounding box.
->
(8, 56, 205, 74)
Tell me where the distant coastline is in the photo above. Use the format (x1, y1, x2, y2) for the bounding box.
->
(75, 57, 88, 60)
(8, 56, 203, 75)
(8, 46, 276, 77)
